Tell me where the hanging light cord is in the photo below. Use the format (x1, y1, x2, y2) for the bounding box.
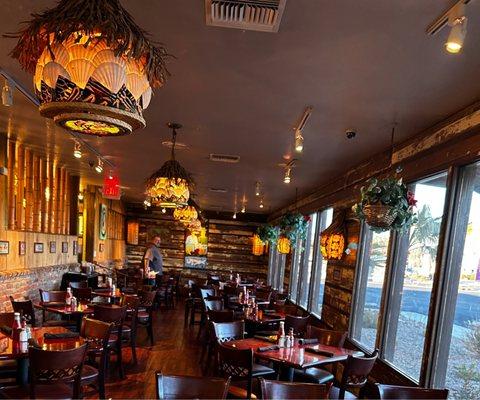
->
(171, 127, 177, 160)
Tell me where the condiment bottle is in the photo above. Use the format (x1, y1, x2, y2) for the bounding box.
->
(277, 321, 286, 347)
(19, 327, 28, 342)
(66, 287, 72, 305)
(287, 327, 295, 348)
(71, 296, 77, 310)
(11, 312, 22, 341)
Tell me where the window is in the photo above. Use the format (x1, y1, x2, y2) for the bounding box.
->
(310, 208, 334, 316)
(351, 228, 391, 351)
(298, 213, 318, 309)
(382, 173, 448, 381)
(432, 163, 480, 399)
(289, 241, 302, 303)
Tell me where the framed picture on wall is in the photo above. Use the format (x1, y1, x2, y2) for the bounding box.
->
(34, 242, 44, 253)
(73, 241, 78, 255)
(49, 241, 56, 253)
(99, 243, 104, 252)
(0, 241, 9, 255)
(61, 242, 68, 253)
(19, 241, 26, 256)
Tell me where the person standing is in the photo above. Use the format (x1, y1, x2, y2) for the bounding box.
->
(142, 235, 163, 286)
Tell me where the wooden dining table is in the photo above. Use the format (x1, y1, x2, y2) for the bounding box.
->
(224, 337, 363, 381)
(244, 311, 285, 337)
(34, 301, 95, 331)
(92, 288, 123, 303)
(0, 326, 85, 385)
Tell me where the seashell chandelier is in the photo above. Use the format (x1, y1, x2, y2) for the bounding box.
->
(145, 123, 193, 208)
(6, 0, 170, 136)
(174, 206, 198, 224)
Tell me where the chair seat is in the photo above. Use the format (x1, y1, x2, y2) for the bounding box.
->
(0, 383, 74, 399)
(227, 385, 258, 399)
(137, 311, 150, 323)
(294, 367, 335, 384)
(329, 386, 358, 399)
(252, 362, 276, 377)
(80, 364, 99, 382)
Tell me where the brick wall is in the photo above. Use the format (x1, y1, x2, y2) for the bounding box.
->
(0, 264, 78, 312)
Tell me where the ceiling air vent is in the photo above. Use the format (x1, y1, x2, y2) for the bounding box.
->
(209, 153, 241, 163)
(205, 0, 287, 33)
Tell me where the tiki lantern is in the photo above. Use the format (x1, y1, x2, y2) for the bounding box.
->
(145, 123, 193, 208)
(174, 206, 198, 224)
(320, 210, 346, 260)
(252, 234, 265, 256)
(277, 237, 291, 254)
(187, 219, 202, 234)
(7, 0, 169, 136)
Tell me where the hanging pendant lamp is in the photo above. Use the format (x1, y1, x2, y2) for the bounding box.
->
(6, 0, 170, 136)
(174, 205, 198, 224)
(145, 123, 193, 208)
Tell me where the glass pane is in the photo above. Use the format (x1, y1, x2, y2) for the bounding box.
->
(384, 173, 448, 381)
(311, 208, 334, 316)
(352, 229, 390, 351)
(298, 213, 318, 309)
(289, 242, 302, 303)
(444, 164, 480, 399)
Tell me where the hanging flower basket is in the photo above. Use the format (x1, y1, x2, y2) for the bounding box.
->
(353, 177, 417, 233)
(362, 204, 398, 229)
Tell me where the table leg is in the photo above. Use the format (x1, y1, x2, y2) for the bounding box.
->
(16, 358, 29, 386)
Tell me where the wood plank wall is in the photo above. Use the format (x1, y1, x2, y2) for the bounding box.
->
(125, 205, 268, 281)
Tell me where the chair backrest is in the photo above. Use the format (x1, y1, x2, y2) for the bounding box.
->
(9, 297, 36, 326)
(156, 372, 230, 399)
(274, 303, 298, 316)
(39, 289, 67, 303)
(29, 344, 87, 399)
(222, 285, 238, 296)
(204, 299, 223, 311)
(72, 287, 93, 302)
(207, 310, 235, 323)
(306, 325, 347, 347)
(80, 317, 113, 360)
(212, 321, 244, 343)
(260, 378, 330, 399)
(285, 315, 310, 337)
(139, 290, 157, 308)
(69, 281, 88, 289)
(0, 312, 14, 327)
(217, 342, 253, 380)
(339, 350, 379, 398)
(93, 304, 126, 327)
(376, 384, 449, 399)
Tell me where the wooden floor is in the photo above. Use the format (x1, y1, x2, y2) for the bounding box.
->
(101, 300, 203, 399)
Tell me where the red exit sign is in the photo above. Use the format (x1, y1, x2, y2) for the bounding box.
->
(103, 174, 121, 200)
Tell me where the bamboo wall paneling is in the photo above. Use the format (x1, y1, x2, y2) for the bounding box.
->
(24, 149, 34, 231)
(58, 167, 66, 234)
(7, 140, 16, 230)
(15, 144, 25, 230)
(32, 155, 41, 232)
(0, 135, 7, 237)
(64, 171, 70, 235)
(68, 175, 79, 235)
(40, 157, 48, 233)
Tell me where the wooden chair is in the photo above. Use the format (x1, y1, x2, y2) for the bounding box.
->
(72, 287, 93, 302)
(184, 282, 203, 326)
(212, 321, 245, 343)
(294, 326, 349, 385)
(198, 298, 224, 340)
(305, 325, 347, 347)
(9, 297, 37, 327)
(156, 278, 175, 308)
(120, 295, 140, 364)
(376, 384, 449, 399)
(0, 344, 88, 399)
(274, 303, 298, 316)
(156, 371, 230, 399)
(285, 315, 310, 337)
(217, 342, 275, 399)
(201, 310, 236, 369)
(329, 350, 379, 399)
(93, 304, 127, 379)
(79, 317, 114, 399)
(260, 378, 330, 399)
(138, 290, 157, 346)
(0, 312, 16, 387)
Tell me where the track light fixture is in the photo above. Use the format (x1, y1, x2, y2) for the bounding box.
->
(233, 212, 237, 219)
(293, 106, 312, 153)
(144, 199, 151, 208)
(446, 5, 467, 54)
(73, 142, 82, 159)
(2, 79, 13, 107)
(426, 0, 469, 54)
(284, 167, 291, 184)
(259, 199, 264, 209)
(95, 158, 103, 174)
(161, 207, 166, 214)
(255, 182, 261, 196)
(294, 131, 303, 153)
(241, 205, 246, 213)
